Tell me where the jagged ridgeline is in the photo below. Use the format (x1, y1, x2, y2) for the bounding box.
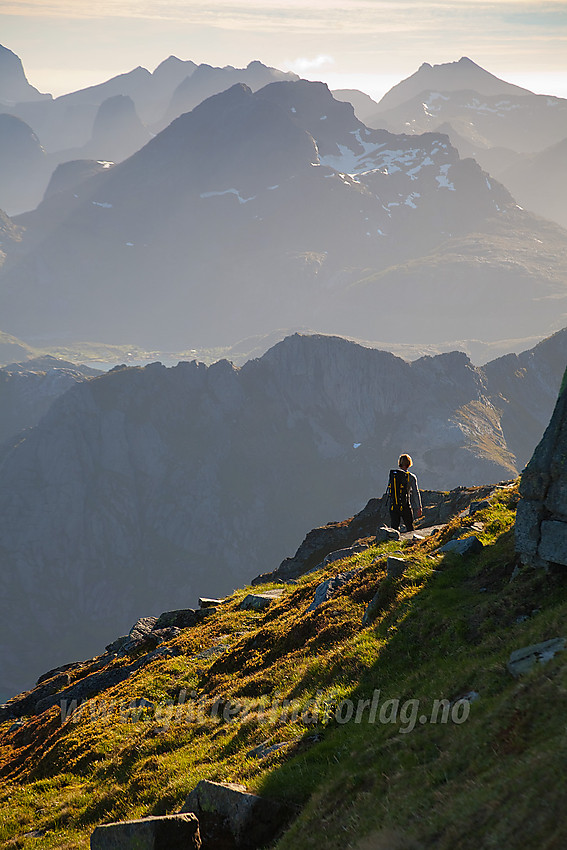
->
(2, 391, 567, 847)
(1, 330, 567, 704)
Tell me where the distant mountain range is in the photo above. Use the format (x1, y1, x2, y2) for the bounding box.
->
(1, 74, 566, 352)
(360, 57, 567, 229)
(0, 46, 565, 353)
(0, 51, 299, 214)
(1, 328, 567, 701)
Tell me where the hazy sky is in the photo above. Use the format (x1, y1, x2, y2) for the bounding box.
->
(2, 0, 567, 99)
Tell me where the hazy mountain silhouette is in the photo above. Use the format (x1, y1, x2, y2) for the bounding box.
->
(0, 113, 51, 214)
(496, 137, 567, 230)
(1, 328, 566, 701)
(332, 89, 381, 123)
(159, 60, 300, 128)
(51, 95, 152, 165)
(0, 44, 50, 106)
(9, 56, 195, 153)
(375, 56, 532, 112)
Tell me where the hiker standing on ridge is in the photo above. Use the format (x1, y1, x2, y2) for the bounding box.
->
(387, 454, 422, 532)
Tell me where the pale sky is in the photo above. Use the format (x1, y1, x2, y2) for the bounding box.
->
(1, 0, 567, 100)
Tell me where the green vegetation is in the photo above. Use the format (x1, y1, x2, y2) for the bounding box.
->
(2, 483, 567, 848)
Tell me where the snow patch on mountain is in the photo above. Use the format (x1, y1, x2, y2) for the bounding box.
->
(436, 164, 455, 190)
(200, 188, 256, 204)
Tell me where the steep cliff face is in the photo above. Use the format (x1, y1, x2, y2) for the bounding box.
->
(0, 358, 98, 444)
(0, 331, 565, 700)
(515, 369, 567, 568)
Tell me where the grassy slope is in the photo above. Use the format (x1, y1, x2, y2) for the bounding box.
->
(2, 484, 567, 849)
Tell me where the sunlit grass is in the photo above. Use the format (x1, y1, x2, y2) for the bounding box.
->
(3, 482, 567, 848)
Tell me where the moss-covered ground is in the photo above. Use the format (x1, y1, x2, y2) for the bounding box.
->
(2, 482, 567, 849)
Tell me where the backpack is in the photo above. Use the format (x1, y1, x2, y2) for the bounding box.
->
(388, 469, 410, 508)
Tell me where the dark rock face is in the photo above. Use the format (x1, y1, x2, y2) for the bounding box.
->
(516, 375, 567, 568)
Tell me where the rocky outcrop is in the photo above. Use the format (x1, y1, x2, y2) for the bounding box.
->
(254, 483, 495, 584)
(515, 375, 567, 568)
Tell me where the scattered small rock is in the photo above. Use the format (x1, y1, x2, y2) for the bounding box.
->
(246, 741, 291, 759)
(375, 525, 401, 543)
(199, 597, 225, 608)
(387, 556, 409, 579)
(239, 590, 284, 611)
(306, 569, 359, 612)
(438, 535, 483, 556)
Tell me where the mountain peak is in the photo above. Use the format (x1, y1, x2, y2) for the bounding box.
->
(377, 56, 533, 111)
(0, 42, 50, 104)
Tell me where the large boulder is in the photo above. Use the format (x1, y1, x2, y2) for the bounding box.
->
(516, 372, 567, 568)
(180, 780, 293, 850)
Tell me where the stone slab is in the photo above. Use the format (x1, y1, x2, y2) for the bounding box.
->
(507, 638, 566, 677)
(90, 813, 201, 850)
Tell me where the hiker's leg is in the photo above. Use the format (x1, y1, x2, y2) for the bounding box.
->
(401, 505, 414, 532)
(389, 506, 401, 530)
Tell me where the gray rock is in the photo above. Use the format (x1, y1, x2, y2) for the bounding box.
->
(438, 535, 483, 556)
(153, 609, 199, 629)
(322, 542, 367, 567)
(180, 779, 293, 849)
(246, 740, 291, 759)
(199, 597, 224, 608)
(128, 617, 159, 643)
(306, 569, 359, 613)
(105, 636, 129, 654)
(516, 378, 567, 568)
(386, 556, 408, 579)
(90, 813, 201, 849)
(514, 499, 544, 559)
(539, 520, 567, 566)
(239, 590, 283, 611)
(5, 670, 72, 718)
(375, 525, 401, 542)
(507, 637, 566, 677)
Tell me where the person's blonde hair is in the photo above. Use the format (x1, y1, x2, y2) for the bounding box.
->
(398, 454, 412, 469)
